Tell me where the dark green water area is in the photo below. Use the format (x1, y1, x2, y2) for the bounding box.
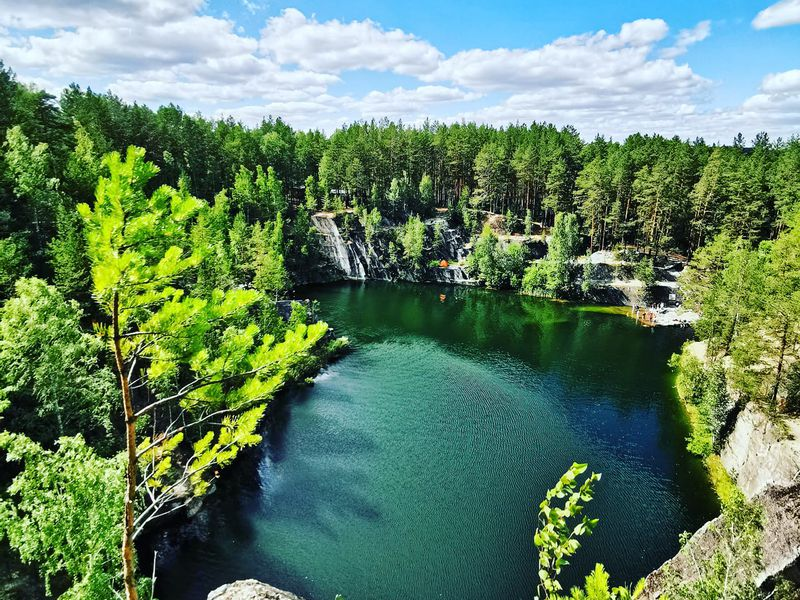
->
(155, 282, 717, 600)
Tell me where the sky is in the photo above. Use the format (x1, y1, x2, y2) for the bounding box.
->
(0, 0, 799, 142)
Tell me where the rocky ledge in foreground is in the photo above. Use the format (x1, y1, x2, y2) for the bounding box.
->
(208, 580, 304, 600)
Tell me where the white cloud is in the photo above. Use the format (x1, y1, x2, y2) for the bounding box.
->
(449, 67, 800, 142)
(753, 0, 800, 29)
(0, 4, 797, 143)
(259, 8, 442, 76)
(359, 86, 480, 118)
(423, 19, 684, 92)
(241, 0, 263, 14)
(742, 69, 800, 117)
(0, 1, 335, 109)
(0, 0, 202, 30)
(218, 94, 355, 131)
(1, 15, 257, 77)
(660, 20, 711, 59)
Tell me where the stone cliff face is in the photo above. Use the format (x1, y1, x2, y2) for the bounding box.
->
(309, 212, 474, 284)
(641, 405, 800, 597)
(720, 403, 800, 498)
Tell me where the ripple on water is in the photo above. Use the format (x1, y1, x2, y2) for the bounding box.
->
(154, 282, 716, 600)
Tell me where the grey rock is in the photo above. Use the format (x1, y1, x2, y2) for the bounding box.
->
(720, 403, 800, 499)
(207, 580, 304, 600)
(641, 484, 800, 598)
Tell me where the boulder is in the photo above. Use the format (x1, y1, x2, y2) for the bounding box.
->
(207, 580, 304, 600)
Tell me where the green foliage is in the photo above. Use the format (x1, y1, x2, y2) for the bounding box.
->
(467, 225, 528, 288)
(669, 344, 730, 457)
(534, 464, 644, 600)
(251, 215, 289, 298)
(0, 233, 31, 299)
(359, 206, 382, 246)
(400, 214, 426, 269)
(505, 209, 519, 234)
(467, 224, 501, 287)
(287, 300, 309, 331)
(581, 258, 596, 295)
(48, 205, 91, 303)
(0, 278, 116, 447)
(633, 258, 655, 287)
(304, 175, 319, 211)
(80, 146, 327, 480)
(525, 209, 534, 235)
(634, 258, 656, 302)
(0, 432, 124, 599)
(784, 363, 800, 415)
(682, 233, 762, 355)
(418, 174, 435, 215)
(522, 212, 582, 297)
(683, 213, 800, 412)
(566, 564, 644, 600)
(550, 212, 582, 262)
(535, 462, 601, 598)
(3, 125, 63, 254)
(474, 141, 509, 213)
(228, 212, 251, 284)
(187, 404, 266, 495)
(668, 491, 763, 600)
(63, 120, 102, 199)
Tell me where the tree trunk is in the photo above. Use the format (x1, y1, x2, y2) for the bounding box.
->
(771, 319, 789, 408)
(113, 292, 139, 600)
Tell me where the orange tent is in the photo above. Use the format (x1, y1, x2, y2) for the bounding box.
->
(439, 259, 449, 268)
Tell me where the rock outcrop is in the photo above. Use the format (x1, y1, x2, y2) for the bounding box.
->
(641, 405, 800, 598)
(641, 483, 800, 598)
(207, 580, 304, 600)
(720, 404, 800, 499)
(310, 212, 474, 284)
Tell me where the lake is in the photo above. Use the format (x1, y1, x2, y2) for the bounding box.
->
(154, 282, 717, 600)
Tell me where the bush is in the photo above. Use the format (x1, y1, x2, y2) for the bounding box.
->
(670, 345, 731, 457)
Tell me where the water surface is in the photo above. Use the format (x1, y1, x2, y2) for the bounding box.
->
(155, 282, 716, 600)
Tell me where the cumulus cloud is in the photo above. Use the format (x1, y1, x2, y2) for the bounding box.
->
(660, 20, 711, 59)
(753, 0, 800, 29)
(742, 69, 800, 117)
(423, 19, 685, 91)
(359, 86, 480, 118)
(0, 0, 202, 29)
(1, 16, 257, 76)
(259, 8, 442, 76)
(0, 0, 336, 108)
(218, 94, 356, 131)
(0, 3, 797, 142)
(449, 67, 800, 142)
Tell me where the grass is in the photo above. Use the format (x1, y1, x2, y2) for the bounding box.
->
(705, 454, 739, 507)
(677, 385, 741, 506)
(572, 305, 631, 316)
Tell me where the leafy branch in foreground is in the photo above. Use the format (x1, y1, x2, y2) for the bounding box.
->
(535, 462, 643, 600)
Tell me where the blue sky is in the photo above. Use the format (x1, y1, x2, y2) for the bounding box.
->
(1, 0, 798, 141)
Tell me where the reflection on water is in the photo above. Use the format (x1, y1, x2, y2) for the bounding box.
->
(152, 282, 717, 600)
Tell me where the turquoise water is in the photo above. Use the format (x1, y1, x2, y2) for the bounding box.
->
(155, 282, 717, 600)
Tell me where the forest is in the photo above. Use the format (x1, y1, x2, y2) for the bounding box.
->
(0, 56, 799, 600)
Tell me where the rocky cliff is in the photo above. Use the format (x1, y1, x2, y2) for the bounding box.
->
(720, 403, 800, 499)
(641, 405, 800, 598)
(309, 212, 475, 285)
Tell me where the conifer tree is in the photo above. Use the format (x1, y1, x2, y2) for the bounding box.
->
(79, 147, 327, 599)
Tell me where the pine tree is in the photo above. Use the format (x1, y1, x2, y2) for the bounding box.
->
(79, 147, 327, 599)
